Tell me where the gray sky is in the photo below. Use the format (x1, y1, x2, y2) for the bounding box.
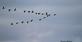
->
(0, 0, 82, 42)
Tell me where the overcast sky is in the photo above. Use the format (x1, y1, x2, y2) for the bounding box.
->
(0, 0, 82, 42)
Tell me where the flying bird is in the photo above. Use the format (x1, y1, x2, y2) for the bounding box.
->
(42, 13, 44, 15)
(24, 10, 26, 13)
(10, 23, 14, 25)
(28, 11, 30, 13)
(27, 21, 29, 24)
(16, 22, 18, 24)
(39, 19, 42, 21)
(54, 14, 56, 16)
(32, 11, 34, 13)
(30, 19, 33, 22)
(38, 13, 40, 15)
(2, 6, 5, 9)
(21, 21, 24, 24)
(46, 12, 48, 15)
(47, 14, 50, 17)
(14, 8, 16, 11)
(43, 17, 46, 19)
(35, 13, 38, 15)
(8, 9, 11, 12)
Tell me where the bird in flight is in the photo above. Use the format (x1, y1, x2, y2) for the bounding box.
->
(43, 17, 46, 19)
(32, 11, 34, 13)
(30, 19, 33, 22)
(16, 22, 18, 24)
(47, 14, 50, 17)
(46, 12, 48, 15)
(39, 19, 42, 21)
(38, 13, 40, 15)
(11, 23, 14, 25)
(24, 10, 26, 13)
(21, 21, 24, 24)
(41, 13, 44, 15)
(14, 8, 16, 11)
(8, 9, 11, 12)
(28, 11, 30, 13)
(2, 6, 5, 9)
(35, 12, 38, 15)
(27, 21, 29, 24)
(54, 14, 56, 16)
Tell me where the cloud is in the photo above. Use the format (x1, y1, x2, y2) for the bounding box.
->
(0, 25, 20, 41)
(0, 0, 82, 7)
(0, 0, 82, 42)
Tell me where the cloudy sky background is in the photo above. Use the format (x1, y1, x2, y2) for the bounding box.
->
(0, 0, 82, 42)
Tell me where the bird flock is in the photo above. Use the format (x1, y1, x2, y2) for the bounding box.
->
(1, 6, 56, 26)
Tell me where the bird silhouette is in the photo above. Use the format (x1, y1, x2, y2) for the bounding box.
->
(46, 12, 48, 15)
(21, 21, 24, 24)
(43, 17, 46, 19)
(28, 11, 30, 13)
(32, 11, 34, 13)
(30, 19, 33, 22)
(2, 6, 5, 9)
(24, 10, 26, 13)
(39, 19, 42, 21)
(27, 21, 29, 24)
(14, 8, 16, 11)
(35, 13, 38, 15)
(10, 23, 14, 25)
(54, 14, 56, 16)
(38, 13, 40, 15)
(47, 14, 50, 17)
(8, 9, 11, 12)
(42, 13, 44, 15)
(16, 22, 18, 24)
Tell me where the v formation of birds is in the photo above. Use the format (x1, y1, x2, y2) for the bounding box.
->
(1, 6, 56, 26)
